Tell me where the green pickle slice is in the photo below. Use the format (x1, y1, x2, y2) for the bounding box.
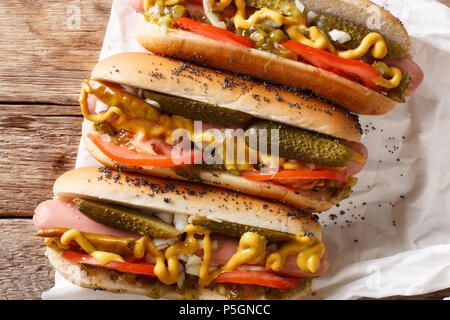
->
(330, 177, 358, 202)
(245, 121, 353, 167)
(245, 0, 305, 17)
(190, 216, 293, 242)
(386, 71, 411, 103)
(74, 198, 180, 239)
(142, 90, 253, 126)
(144, 4, 186, 27)
(315, 15, 404, 60)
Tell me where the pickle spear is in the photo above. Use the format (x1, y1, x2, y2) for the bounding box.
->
(245, 121, 353, 167)
(190, 216, 293, 242)
(142, 90, 253, 126)
(245, 0, 305, 17)
(74, 198, 180, 239)
(315, 15, 404, 60)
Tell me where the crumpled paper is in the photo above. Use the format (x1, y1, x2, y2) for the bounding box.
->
(43, 0, 450, 300)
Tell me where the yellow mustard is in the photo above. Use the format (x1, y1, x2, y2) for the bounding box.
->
(372, 66, 403, 88)
(133, 224, 211, 285)
(352, 149, 366, 164)
(265, 231, 325, 273)
(80, 79, 213, 144)
(234, 6, 304, 30)
(134, 228, 266, 287)
(60, 229, 97, 254)
(80, 80, 257, 169)
(286, 26, 333, 51)
(337, 33, 387, 60)
(141, 0, 401, 88)
(50, 223, 325, 286)
(81, 79, 370, 172)
(204, 0, 401, 88)
(59, 229, 124, 264)
(90, 251, 125, 264)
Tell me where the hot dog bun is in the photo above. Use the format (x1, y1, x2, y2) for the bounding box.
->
(54, 165, 322, 237)
(46, 247, 312, 300)
(83, 120, 348, 213)
(47, 166, 319, 299)
(285, 0, 410, 54)
(91, 52, 362, 143)
(85, 52, 363, 211)
(134, 0, 412, 115)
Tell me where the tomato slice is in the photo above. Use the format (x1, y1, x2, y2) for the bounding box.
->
(174, 17, 254, 48)
(87, 133, 199, 167)
(214, 270, 301, 289)
(63, 251, 300, 289)
(281, 40, 383, 90)
(240, 169, 348, 183)
(62, 251, 156, 277)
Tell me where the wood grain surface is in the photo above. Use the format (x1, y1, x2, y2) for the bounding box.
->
(0, 0, 113, 105)
(0, 0, 449, 300)
(0, 0, 111, 299)
(0, 105, 82, 217)
(0, 220, 54, 299)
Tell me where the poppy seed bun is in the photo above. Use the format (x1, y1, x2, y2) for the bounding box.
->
(135, 21, 398, 115)
(299, 0, 410, 54)
(53, 165, 322, 238)
(90, 52, 362, 142)
(83, 120, 344, 213)
(46, 247, 312, 300)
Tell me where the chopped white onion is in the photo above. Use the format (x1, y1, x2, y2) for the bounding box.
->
(203, 0, 226, 29)
(144, 98, 161, 109)
(306, 11, 318, 26)
(179, 254, 190, 263)
(177, 269, 185, 288)
(185, 255, 218, 276)
(295, 0, 305, 12)
(100, 134, 111, 142)
(185, 255, 202, 276)
(251, 32, 265, 42)
(197, 239, 218, 250)
(236, 265, 266, 271)
(154, 212, 174, 224)
(94, 99, 109, 114)
(328, 29, 352, 44)
(173, 214, 188, 232)
(261, 19, 281, 28)
(121, 85, 138, 95)
(152, 237, 178, 250)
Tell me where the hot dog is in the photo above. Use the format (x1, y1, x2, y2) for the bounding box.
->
(34, 166, 329, 300)
(80, 52, 368, 212)
(130, 0, 424, 115)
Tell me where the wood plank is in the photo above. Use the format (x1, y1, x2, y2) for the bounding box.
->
(0, 106, 82, 217)
(0, 219, 53, 299)
(0, 0, 112, 105)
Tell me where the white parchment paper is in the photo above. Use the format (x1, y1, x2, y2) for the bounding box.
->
(43, 0, 450, 299)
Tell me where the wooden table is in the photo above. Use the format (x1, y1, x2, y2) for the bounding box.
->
(1, 0, 449, 300)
